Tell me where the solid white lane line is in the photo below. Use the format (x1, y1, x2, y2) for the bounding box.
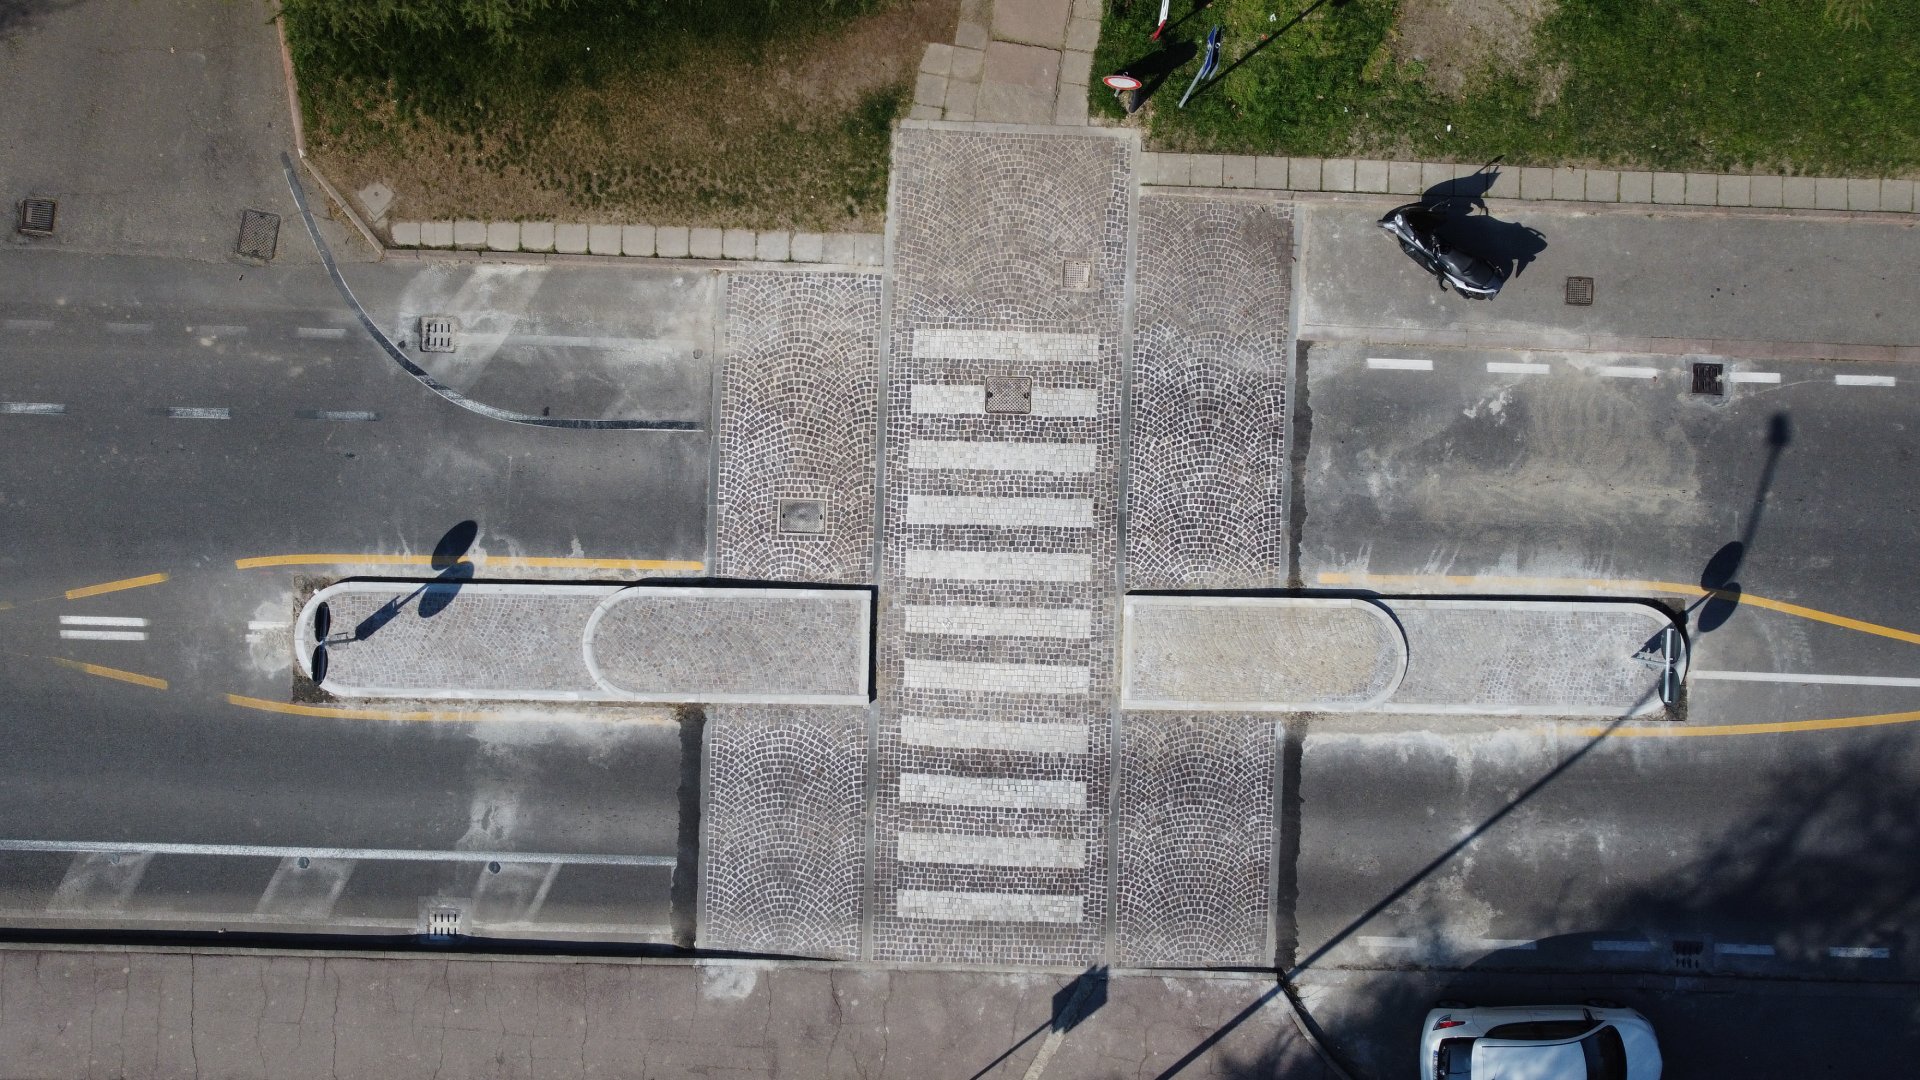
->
(1367, 357, 1432, 371)
(59, 630, 147, 641)
(1486, 362, 1550, 374)
(1690, 670, 1920, 688)
(1716, 943, 1776, 956)
(0, 402, 65, 415)
(1727, 371, 1781, 384)
(1591, 939, 1656, 952)
(105, 322, 154, 334)
(163, 406, 231, 420)
(1357, 935, 1419, 949)
(295, 327, 348, 340)
(1835, 374, 1896, 387)
(1598, 366, 1660, 379)
(60, 616, 148, 626)
(4, 318, 55, 331)
(0, 837, 674, 866)
(304, 410, 380, 421)
(1829, 946, 1890, 959)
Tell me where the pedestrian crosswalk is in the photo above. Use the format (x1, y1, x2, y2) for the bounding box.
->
(58, 615, 148, 641)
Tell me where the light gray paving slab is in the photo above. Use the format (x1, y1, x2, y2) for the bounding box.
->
(1652, 172, 1687, 204)
(1419, 162, 1455, 193)
(1520, 167, 1553, 200)
(420, 220, 454, 248)
(921, 41, 955, 76)
(519, 220, 555, 252)
(485, 221, 519, 251)
(1387, 160, 1425, 195)
(389, 220, 421, 247)
(1716, 175, 1751, 207)
(1619, 171, 1654, 204)
(754, 230, 790, 262)
(689, 227, 724, 259)
(1816, 177, 1849, 210)
(655, 224, 691, 258)
(822, 233, 858, 264)
(554, 223, 590, 254)
(1129, 196, 1291, 589)
(1882, 179, 1916, 213)
(1584, 169, 1619, 202)
(854, 233, 885, 266)
(722, 227, 756, 260)
(1322, 158, 1357, 192)
(1354, 159, 1389, 193)
(1066, 16, 1101, 52)
(1289, 157, 1325, 190)
(1061, 47, 1093, 87)
(915, 70, 949, 109)
(1188, 154, 1224, 187)
(1255, 156, 1289, 189)
(790, 231, 825, 262)
(1485, 166, 1520, 199)
(955, 19, 989, 51)
(945, 77, 980, 120)
(1781, 176, 1818, 208)
(453, 219, 486, 249)
(1748, 175, 1785, 207)
(1848, 178, 1882, 211)
(1551, 167, 1584, 201)
(1685, 172, 1717, 205)
(716, 273, 881, 582)
(951, 45, 985, 81)
(1222, 155, 1258, 188)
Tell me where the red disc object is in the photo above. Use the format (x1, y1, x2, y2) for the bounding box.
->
(1103, 74, 1143, 91)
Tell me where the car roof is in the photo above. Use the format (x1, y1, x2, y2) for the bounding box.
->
(1474, 1040, 1586, 1080)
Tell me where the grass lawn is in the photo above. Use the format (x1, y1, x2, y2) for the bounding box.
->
(1093, 0, 1920, 177)
(287, 0, 957, 230)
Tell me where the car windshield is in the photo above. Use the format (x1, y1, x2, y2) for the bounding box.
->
(1581, 1026, 1629, 1080)
(1435, 1037, 1475, 1079)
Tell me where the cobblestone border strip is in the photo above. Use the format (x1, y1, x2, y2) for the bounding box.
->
(384, 222, 886, 267)
(1140, 153, 1920, 214)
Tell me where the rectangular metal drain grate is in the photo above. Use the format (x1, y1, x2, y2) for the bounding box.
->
(1671, 939, 1706, 970)
(17, 198, 56, 236)
(418, 317, 458, 353)
(425, 909, 462, 936)
(777, 498, 827, 535)
(1691, 362, 1725, 396)
(1564, 276, 1595, 306)
(984, 375, 1033, 414)
(1062, 257, 1093, 291)
(236, 209, 280, 261)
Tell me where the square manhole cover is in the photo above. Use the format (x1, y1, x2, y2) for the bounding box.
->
(1691, 362, 1725, 396)
(17, 198, 56, 236)
(1062, 257, 1093, 291)
(777, 498, 827, 535)
(1564, 276, 1595, 306)
(985, 375, 1033, 414)
(418, 316, 458, 353)
(236, 208, 280, 262)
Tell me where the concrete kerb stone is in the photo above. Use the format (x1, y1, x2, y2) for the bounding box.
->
(1815, 177, 1849, 210)
(588, 223, 622, 255)
(1883, 179, 1916, 213)
(756, 230, 791, 262)
(656, 225, 691, 258)
(791, 231, 825, 262)
(1749, 175, 1785, 207)
(453, 219, 486, 249)
(1619, 171, 1654, 203)
(722, 227, 756, 260)
(1848, 178, 1882, 211)
(689, 227, 724, 259)
(1222, 155, 1258, 188)
(822, 233, 859, 264)
(1387, 160, 1425, 195)
(1354, 159, 1389, 193)
(1323, 158, 1358, 192)
(1782, 176, 1818, 208)
(521, 221, 556, 252)
(421, 221, 454, 249)
(486, 221, 520, 252)
(1585, 170, 1619, 202)
(621, 224, 655, 257)
(389, 221, 421, 247)
(555, 223, 591, 254)
(1685, 172, 1717, 206)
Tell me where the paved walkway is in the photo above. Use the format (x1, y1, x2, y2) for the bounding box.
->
(0, 946, 1338, 1080)
(915, 0, 1099, 126)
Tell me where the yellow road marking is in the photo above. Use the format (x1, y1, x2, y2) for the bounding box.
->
(225, 693, 677, 726)
(64, 572, 170, 600)
(1317, 572, 1920, 647)
(234, 554, 702, 573)
(1580, 708, 1920, 738)
(54, 658, 168, 690)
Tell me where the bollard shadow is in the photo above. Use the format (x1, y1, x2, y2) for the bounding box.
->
(1691, 412, 1790, 633)
(351, 520, 479, 640)
(964, 965, 1109, 1079)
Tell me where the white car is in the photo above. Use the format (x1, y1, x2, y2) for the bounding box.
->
(1420, 1003, 1662, 1080)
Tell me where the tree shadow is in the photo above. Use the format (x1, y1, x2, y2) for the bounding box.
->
(1691, 412, 1791, 633)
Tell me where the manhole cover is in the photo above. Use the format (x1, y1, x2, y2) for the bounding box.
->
(17, 198, 56, 236)
(1691, 362, 1725, 396)
(418, 316, 458, 353)
(1062, 257, 1093, 291)
(236, 208, 280, 262)
(1564, 276, 1595, 306)
(777, 498, 827, 535)
(985, 375, 1033, 414)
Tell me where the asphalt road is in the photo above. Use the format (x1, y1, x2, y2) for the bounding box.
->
(0, 248, 715, 940)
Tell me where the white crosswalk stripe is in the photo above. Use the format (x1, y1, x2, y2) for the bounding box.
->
(59, 615, 148, 642)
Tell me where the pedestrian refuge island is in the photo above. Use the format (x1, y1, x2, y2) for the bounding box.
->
(296, 583, 871, 705)
(1122, 596, 1684, 717)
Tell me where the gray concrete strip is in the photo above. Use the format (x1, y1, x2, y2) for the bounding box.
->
(1122, 597, 1407, 711)
(298, 583, 871, 705)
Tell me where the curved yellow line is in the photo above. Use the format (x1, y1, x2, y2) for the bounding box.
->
(1581, 708, 1920, 738)
(1316, 572, 1920, 646)
(234, 554, 702, 573)
(65, 572, 171, 600)
(225, 693, 675, 726)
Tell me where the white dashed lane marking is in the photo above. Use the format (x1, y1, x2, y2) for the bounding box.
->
(161, 406, 231, 420)
(1835, 374, 1896, 387)
(194, 324, 249, 336)
(1367, 357, 1432, 371)
(296, 410, 380, 422)
(1598, 366, 1660, 379)
(1486, 361, 1550, 374)
(59, 616, 148, 642)
(1728, 371, 1781, 384)
(4, 318, 55, 331)
(1717, 943, 1776, 957)
(295, 327, 348, 340)
(1829, 946, 1891, 959)
(0, 402, 65, 415)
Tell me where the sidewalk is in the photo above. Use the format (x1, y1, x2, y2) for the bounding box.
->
(0, 945, 1338, 1080)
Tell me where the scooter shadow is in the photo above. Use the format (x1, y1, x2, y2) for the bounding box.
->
(1425, 198, 1549, 281)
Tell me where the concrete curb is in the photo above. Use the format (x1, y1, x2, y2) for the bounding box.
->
(385, 221, 887, 268)
(1140, 152, 1919, 215)
(273, 9, 384, 260)
(378, 245, 880, 276)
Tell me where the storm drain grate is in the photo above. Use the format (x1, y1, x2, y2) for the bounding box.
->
(1564, 276, 1595, 306)
(418, 316, 458, 353)
(236, 209, 280, 261)
(777, 498, 827, 535)
(1691, 362, 1725, 396)
(985, 375, 1033, 414)
(424, 909, 462, 937)
(17, 198, 56, 236)
(1671, 939, 1706, 970)
(1062, 257, 1093, 291)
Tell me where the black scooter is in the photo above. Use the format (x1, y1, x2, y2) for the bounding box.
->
(1378, 203, 1508, 299)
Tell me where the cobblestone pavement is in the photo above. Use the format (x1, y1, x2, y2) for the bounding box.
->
(698, 706, 869, 959)
(1127, 196, 1293, 589)
(871, 125, 1132, 965)
(716, 273, 883, 583)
